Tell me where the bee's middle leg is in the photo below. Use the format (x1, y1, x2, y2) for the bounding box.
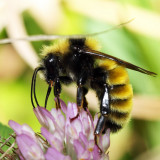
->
(77, 85, 88, 110)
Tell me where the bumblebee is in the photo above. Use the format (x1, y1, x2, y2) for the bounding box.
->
(31, 37, 156, 149)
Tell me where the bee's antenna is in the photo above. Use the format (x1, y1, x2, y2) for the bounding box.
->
(31, 67, 45, 108)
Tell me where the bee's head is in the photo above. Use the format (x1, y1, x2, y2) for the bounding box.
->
(31, 52, 61, 108)
(43, 53, 60, 83)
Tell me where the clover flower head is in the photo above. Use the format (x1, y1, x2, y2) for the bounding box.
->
(8, 99, 110, 160)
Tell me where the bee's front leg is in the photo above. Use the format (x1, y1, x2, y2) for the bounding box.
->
(54, 78, 61, 109)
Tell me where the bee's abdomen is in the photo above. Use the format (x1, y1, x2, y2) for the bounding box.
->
(106, 65, 133, 132)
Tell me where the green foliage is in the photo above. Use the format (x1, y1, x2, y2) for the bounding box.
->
(0, 123, 14, 154)
(57, 5, 87, 35)
(120, 153, 133, 160)
(0, 28, 7, 39)
(22, 11, 50, 53)
(119, 0, 156, 10)
(0, 123, 13, 139)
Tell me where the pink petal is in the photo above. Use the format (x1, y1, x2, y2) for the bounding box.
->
(45, 147, 71, 160)
(8, 120, 36, 140)
(86, 108, 94, 123)
(88, 140, 95, 152)
(34, 106, 55, 132)
(79, 133, 95, 154)
(100, 154, 109, 160)
(79, 109, 88, 119)
(73, 139, 85, 156)
(79, 150, 91, 160)
(73, 140, 90, 160)
(41, 127, 63, 152)
(66, 125, 77, 140)
(93, 113, 99, 128)
(99, 129, 110, 152)
(71, 119, 82, 136)
(16, 134, 45, 160)
(67, 103, 78, 119)
(66, 118, 82, 139)
(59, 98, 67, 114)
(8, 120, 22, 134)
(79, 109, 95, 138)
(51, 108, 62, 117)
(92, 145, 101, 160)
(50, 108, 65, 131)
(79, 132, 88, 147)
(86, 108, 94, 130)
(82, 117, 90, 136)
(54, 98, 67, 114)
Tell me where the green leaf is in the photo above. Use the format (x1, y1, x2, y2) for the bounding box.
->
(0, 123, 13, 139)
(0, 123, 14, 154)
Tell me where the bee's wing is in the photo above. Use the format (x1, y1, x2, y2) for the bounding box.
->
(84, 49, 157, 76)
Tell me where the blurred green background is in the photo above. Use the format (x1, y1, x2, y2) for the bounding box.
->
(0, 0, 160, 159)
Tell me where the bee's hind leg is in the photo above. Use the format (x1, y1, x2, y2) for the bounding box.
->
(94, 83, 110, 153)
(94, 115, 107, 154)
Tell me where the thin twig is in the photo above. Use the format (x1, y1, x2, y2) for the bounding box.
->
(0, 133, 15, 149)
(0, 147, 4, 154)
(0, 19, 134, 44)
(0, 141, 16, 159)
